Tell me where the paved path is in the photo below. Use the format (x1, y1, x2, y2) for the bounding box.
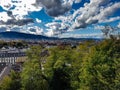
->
(0, 63, 12, 81)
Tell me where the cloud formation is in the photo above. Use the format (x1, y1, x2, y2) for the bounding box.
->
(72, 0, 120, 29)
(59, 33, 103, 38)
(36, 18, 41, 23)
(118, 22, 120, 28)
(44, 0, 120, 36)
(0, 0, 120, 37)
(0, 12, 12, 22)
(34, 0, 71, 17)
(28, 26, 43, 35)
(45, 22, 69, 36)
(1, 18, 34, 26)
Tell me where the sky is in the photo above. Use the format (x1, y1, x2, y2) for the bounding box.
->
(0, 0, 120, 38)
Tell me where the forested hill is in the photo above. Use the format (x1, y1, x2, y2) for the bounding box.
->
(0, 31, 102, 41)
(0, 31, 57, 40)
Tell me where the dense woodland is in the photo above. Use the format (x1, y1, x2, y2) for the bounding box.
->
(0, 37, 120, 90)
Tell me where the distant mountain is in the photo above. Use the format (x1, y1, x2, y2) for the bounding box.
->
(0, 31, 103, 41)
(60, 37, 103, 41)
(0, 31, 57, 40)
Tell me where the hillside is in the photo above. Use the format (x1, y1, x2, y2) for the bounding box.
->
(0, 31, 57, 40)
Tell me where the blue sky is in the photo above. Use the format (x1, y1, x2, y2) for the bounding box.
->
(0, 0, 120, 38)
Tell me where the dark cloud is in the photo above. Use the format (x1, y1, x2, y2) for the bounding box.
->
(73, 19, 98, 29)
(7, 11, 13, 17)
(1, 18, 34, 26)
(74, 19, 98, 29)
(35, 0, 71, 17)
(29, 28, 36, 32)
(73, 19, 88, 29)
(7, 11, 15, 19)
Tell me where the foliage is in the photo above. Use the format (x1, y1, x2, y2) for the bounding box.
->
(0, 71, 21, 90)
(44, 46, 73, 90)
(79, 39, 120, 90)
(21, 46, 49, 90)
(1, 39, 119, 90)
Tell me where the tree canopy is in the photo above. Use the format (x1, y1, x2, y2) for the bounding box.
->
(0, 39, 120, 90)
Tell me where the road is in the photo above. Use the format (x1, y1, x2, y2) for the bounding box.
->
(0, 63, 12, 81)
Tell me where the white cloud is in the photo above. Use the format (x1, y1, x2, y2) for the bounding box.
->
(0, 0, 119, 37)
(59, 33, 103, 38)
(45, 21, 69, 36)
(96, 2, 120, 23)
(27, 26, 43, 35)
(54, 0, 112, 30)
(74, 0, 82, 4)
(118, 22, 120, 28)
(101, 16, 120, 23)
(55, 15, 72, 23)
(45, 22, 61, 36)
(0, 0, 42, 21)
(0, 12, 12, 22)
(11, 0, 42, 17)
(71, 0, 120, 29)
(94, 25, 105, 30)
(44, 0, 120, 35)
(45, 22, 60, 29)
(45, 29, 54, 36)
(71, 0, 110, 29)
(36, 18, 42, 23)
(0, 0, 12, 10)
(63, 0, 82, 5)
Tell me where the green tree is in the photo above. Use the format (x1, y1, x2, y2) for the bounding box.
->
(0, 71, 21, 90)
(21, 46, 48, 90)
(79, 39, 120, 90)
(44, 46, 73, 90)
(69, 41, 95, 90)
(0, 76, 12, 90)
